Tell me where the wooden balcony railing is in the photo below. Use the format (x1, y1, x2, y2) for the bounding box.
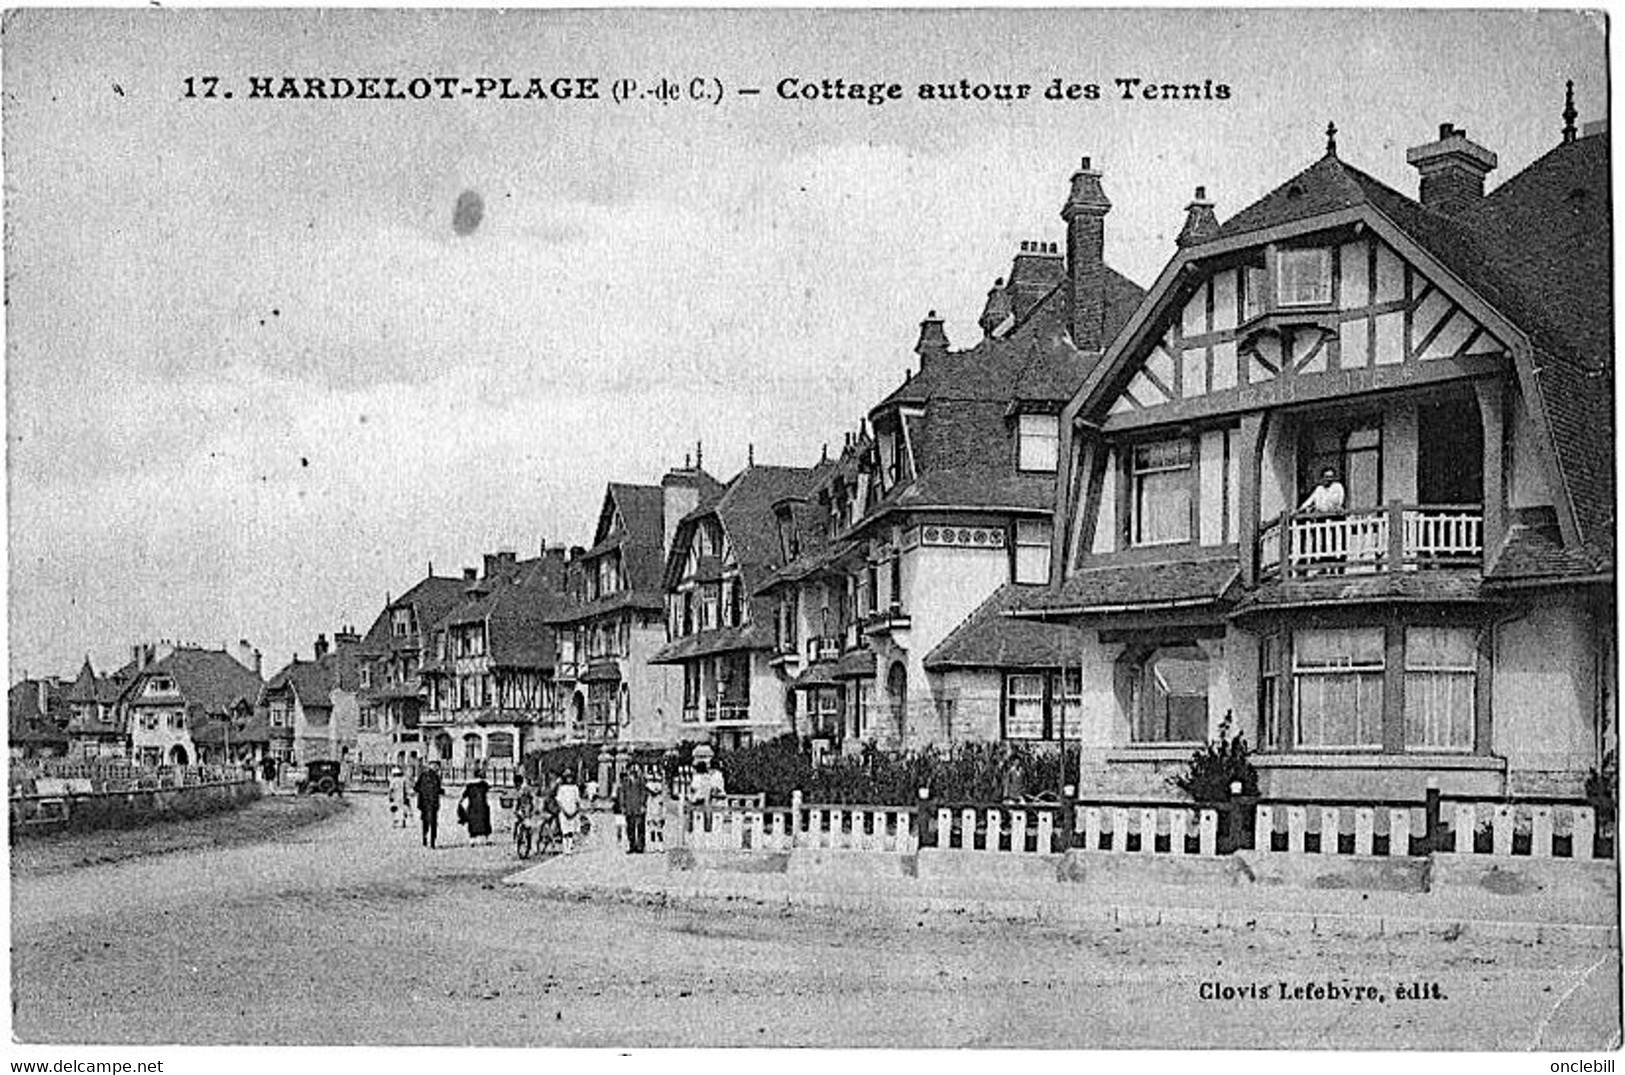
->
(1259, 504, 1483, 579)
(681, 701, 754, 725)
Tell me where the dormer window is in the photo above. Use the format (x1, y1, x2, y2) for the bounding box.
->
(1277, 248, 1332, 307)
(1017, 414, 1060, 472)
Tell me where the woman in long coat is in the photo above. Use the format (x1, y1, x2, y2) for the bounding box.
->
(460, 768, 493, 846)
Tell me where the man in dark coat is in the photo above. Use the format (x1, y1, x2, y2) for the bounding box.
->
(414, 762, 444, 848)
(615, 764, 649, 854)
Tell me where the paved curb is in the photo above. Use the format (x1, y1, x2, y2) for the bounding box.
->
(505, 869, 1621, 950)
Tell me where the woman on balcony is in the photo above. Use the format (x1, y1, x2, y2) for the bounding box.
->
(1300, 467, 1347, 514)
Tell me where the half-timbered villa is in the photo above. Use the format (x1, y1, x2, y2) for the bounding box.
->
(1007, 105, 1613, 801)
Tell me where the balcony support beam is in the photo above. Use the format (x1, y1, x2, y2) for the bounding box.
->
(1236, 412, 1268, 588)
(1473, 378, 1506, 562)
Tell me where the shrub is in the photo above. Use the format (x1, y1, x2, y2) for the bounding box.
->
(713, 737, 1084, 806)
(1168, 712, 1258, 803)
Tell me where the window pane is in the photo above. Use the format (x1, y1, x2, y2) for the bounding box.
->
(1135, 469, 1191, 544)
(1406, 627, 1477, 668)
(1295, 627, 1385, 667)
(1294, 671, 1384, 747)
(1278, 249, 1330, 305)
(1018, 415, 1059, 471)
(1015, 544, 1051, 585)
(1405, 671, 1475, 750)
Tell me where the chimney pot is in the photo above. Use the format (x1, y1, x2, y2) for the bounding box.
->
(1060, 155, 1112, 350)
(1080, 156, 1091, 171)
(1194, 185, 1206, 200)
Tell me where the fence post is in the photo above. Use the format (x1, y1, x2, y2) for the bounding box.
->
(1424, 780, 1441, 854)
(986, 808, 1003, 853)
(938, 807, 953, 850)
(1354, 808, 1375, 855)
(1035, 810, 1053, 856)
(1454, 803, 1475, 854)
(916, 788, 933, 848)
(1532, 807, 1554, 858)
(1573, 807, 1596, 861)
(1058, 784, 1076, 853)
(1198, 809, 1217, 856)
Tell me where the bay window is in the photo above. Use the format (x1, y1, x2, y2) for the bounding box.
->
(1277, 247, 1332, 306)
(1131, 440, 1193, 546)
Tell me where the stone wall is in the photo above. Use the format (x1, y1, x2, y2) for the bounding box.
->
(10, 778, 262, 836)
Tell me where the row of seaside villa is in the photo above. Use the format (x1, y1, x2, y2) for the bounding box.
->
(14, 96, 1613, 809)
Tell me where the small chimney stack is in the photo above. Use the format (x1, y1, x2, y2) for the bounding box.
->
(314, 634, 330, 661)
(1060, 156, 1112, 351)
(979, 278, 1012, 338)
(1406, 122, 1497, 216)
(1176, 186, 1220, 248)
(463, 567, 478, 581)
(914, 310, 948, 369)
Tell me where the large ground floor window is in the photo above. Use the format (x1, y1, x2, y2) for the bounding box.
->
(1262, 622, 1478, 753)
(1003, 669, 1083, 742)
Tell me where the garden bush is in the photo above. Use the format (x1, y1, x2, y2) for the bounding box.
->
(1168, 712, 1258, 803)
(715, 736, 1084, 806)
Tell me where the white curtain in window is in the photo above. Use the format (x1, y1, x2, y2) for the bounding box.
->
(1005, 674, 1045, 739)
(1293, 627, 1385, 748)
(1136, 470, 1191, 544)
(1014, 520, 1053, 584)
(1405, 627, 1476, 750)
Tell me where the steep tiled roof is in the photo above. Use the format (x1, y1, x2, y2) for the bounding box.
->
(127, 647, 264, 717)
(926, 584, 1088, 670)
(1014, 557, 1239, 614)
(1230, 572, 1487, 615)
(429, 556, 570, 670)
(359, 575, 471, 656)
(1485, 512, 1599, 583)
(9, 678, 71, 744)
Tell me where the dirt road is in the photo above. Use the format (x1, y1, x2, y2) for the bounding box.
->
(11, 795, 1619, 1048)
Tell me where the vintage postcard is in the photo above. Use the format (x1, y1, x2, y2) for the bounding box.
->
(4, 6, 1617, 1063)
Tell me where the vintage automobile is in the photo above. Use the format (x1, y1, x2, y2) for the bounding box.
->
(297, 760, 344, 796)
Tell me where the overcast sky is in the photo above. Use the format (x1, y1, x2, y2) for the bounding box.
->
(4, 8, 1607, 679)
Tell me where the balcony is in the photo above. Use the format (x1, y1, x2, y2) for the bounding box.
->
(1259, 504, 1483, 579)
(862, 605, 912, 636)
(681, 701, 754, 725)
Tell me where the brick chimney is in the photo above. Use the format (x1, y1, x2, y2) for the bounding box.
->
(914, 310, 948, 369)
(333, 626, 361, 647)
(979, 277, 1012, 338)
(1060, 156, 1112, 351)
(1406, 123, 1497, 216)
(1007, 241, 1065, 322)
(1176, 186, 1220, 248)
(314, 634, 330, 661)
(483, 549, 518, 580)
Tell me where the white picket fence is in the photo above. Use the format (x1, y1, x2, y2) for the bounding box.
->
(665, 799, 1607, 861)
(684, 805, 919, 853)
(1069, 804, 1222, 856)
(1249, 801, 1604, 860)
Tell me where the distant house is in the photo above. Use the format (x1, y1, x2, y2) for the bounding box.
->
(652, 462, 825, 750)
(64, 657, 135, 759)
(355, 574, 469, 767)
(124, 646, 264, 767)
(259, 630, 364, 767)
(550, 466, 721, 755)
(419, 549, 571, 768)
(8, 676, 71, 760)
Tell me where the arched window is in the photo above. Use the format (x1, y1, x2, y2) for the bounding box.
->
(886, 661, 908, 735)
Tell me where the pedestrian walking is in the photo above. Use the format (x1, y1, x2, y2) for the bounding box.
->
(615, 764, 649, 854)
(414, 761, 444, 848)
(556, 772, 582, 854)
(387, 766, 410, 828)
(460, 766, 493, 846)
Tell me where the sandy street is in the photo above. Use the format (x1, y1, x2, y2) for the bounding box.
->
(10, 795, 1619, 1049)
